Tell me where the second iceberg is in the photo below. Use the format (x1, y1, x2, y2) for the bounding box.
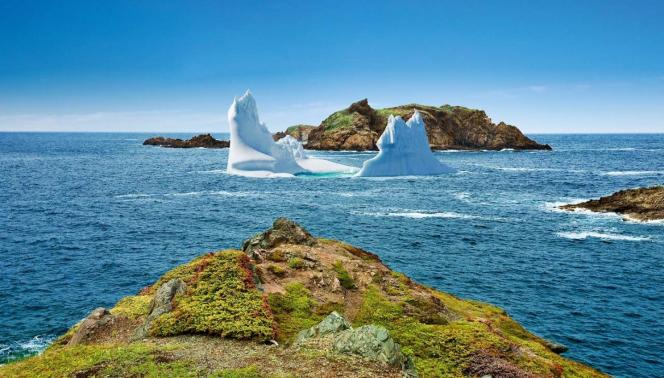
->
(356, 111, 455, 177)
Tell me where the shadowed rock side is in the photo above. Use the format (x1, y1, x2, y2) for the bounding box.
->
(143, 134, 230, 148)
(560, 186, 664, 221)
(273, 125, 316, 144)
(277, 99, 551, 151)
(1, 218, 605, 378)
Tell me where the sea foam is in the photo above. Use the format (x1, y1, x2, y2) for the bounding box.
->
(556, 231, 651, 242)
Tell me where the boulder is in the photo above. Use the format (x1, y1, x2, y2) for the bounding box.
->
(543, 340, 568, 354)
(295, 311, 351, 344)
(68, 308, 114, 345)
(295, 312, 417, 377)
(333, 325, 408, 369)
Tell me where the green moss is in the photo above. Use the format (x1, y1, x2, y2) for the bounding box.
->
(211, 365, 261, 378)
(313, 301, 345, 316)
(268, 283, 322, 342)
(267, 264, 288, 277)
(321, 111, 356, 132)
(287, 257, 304, 269)
(0, 343, 199, 378)
(375, 108, 411, 119)
(268, 249, 286, 262)
(354, 285, 403, 325)
(111, 295, 152, 319)
(332, 261, 355, 290)
(149, 250, 273, 339)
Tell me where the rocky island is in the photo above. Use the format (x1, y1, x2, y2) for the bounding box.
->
(560, 186, 664, 222)
(1, 219, 604, 377)
(275, 99, 551, 151)
(143, 134, 230, 148)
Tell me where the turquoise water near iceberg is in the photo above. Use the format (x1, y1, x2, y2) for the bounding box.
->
(0, 132, 662, 377)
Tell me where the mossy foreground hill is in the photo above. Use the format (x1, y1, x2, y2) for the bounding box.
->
(276, 99, 551, 151)
(1, 219, 605, 378)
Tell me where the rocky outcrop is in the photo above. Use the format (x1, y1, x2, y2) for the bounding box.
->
(67, 308, 115, 346)
(277, 99, 551, 151)
(133, 279, 186, 340)
(242, 217, 316, 258)
(272, 125, 316, 144)
(560, 186, 664, 221)
(3, 219, 606, 378)
(143, 134, 229, 148)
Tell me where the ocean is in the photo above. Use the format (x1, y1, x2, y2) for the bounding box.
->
(0, 132, 662, 377)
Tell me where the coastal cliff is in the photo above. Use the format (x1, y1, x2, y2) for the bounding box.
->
(143, 134, 229, 148)
(276, 100, 551, 151)
(0, 219, 604, 377)
(560, 186, 664, 221)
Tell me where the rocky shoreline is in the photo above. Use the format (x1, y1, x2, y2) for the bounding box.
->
(143, 134, 229, 148)
(560, 186, 664, 221)
(0, 219, 605, 377)
(275, 99, 552, 151)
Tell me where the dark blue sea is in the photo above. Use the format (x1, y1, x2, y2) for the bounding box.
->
(1, 133, 663, 377)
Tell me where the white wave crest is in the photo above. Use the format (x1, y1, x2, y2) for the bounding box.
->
(358, 211, 479, 219)
(115, 190, 256, 200)
(602, 171, 664, 176)
(556, 231, 651, 242)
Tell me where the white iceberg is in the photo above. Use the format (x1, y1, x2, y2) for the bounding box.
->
(227, 91, 357, 177)
(356, 111, 455, 177)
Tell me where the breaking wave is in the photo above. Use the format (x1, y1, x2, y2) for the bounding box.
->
(556, 231, 651, 242)
(602, 171, 664, 176)
(0, 335, 54, 363)
(357, 210, 479, 219)
(114, 191, 257, 200)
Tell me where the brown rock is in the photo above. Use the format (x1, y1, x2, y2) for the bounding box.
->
(143, 134, 229, 148)
(68, 308, 115, 346)
(559, 186, 664, 221)
(273, 125, 316, 144)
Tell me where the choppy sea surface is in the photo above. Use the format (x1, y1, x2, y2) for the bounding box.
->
(1, 132, 663, 377)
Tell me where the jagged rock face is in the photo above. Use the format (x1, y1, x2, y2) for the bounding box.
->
(242, 217, 316, 257)
(560, 186, 664, 221)
(143, 134, 230, 148)
(285, 99, 551, 151)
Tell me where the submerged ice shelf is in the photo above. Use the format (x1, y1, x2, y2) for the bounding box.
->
(226, 91, 356, 177)
(356, 111, 455, 177)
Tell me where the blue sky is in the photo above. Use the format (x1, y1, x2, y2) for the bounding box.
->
(1, 0, 663, 133)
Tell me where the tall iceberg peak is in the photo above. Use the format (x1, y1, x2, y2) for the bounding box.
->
(356, 110, 455, 177)
(227, 91, 357, 177)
